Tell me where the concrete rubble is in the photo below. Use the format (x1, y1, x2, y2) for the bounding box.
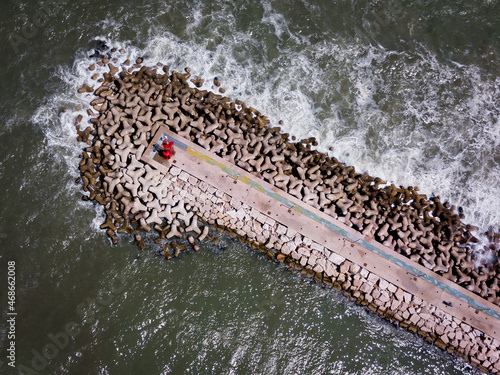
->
(74, 47, 500, 374)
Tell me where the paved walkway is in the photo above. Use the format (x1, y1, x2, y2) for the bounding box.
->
(142, 126, 500, 340)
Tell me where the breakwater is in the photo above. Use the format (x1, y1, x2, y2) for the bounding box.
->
(75, 47, 500, 374)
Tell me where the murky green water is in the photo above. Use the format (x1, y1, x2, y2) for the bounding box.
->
(2, 0, 499, 373)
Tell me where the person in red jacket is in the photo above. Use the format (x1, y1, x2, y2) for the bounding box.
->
(158, 139, 175, 160)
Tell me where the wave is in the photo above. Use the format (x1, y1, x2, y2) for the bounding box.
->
(32, 0, 500, 237)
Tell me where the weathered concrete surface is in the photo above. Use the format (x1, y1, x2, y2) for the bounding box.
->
(143, 126, 500, 342)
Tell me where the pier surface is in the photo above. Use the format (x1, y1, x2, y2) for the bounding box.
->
(143, 127, 500, 350)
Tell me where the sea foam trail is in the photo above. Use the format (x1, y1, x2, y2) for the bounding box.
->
(135, 3, 500, 234)
(33, 0, 499, 238)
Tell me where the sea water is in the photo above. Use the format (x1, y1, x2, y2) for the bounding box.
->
(1, 0, 498, 373)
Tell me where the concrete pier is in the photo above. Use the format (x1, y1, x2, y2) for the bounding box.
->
(76, 56, 500, 373)
(141, 127, 500, 372)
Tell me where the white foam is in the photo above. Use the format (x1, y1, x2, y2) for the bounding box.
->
(33, 2, 500, 240)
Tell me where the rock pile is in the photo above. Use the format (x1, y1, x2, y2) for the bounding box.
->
(75, 47, 499, 307)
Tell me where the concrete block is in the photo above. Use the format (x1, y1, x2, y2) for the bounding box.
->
(303, 236, 312, 247)
(403, 292, 412, 304)
(435, 325, 445, 336)
(394, 288, 404, 301)
(391, 299, 401, 311)
(285, 241, 295, 252)
(226, 210, 237, 219)
(280, 235, 290, 243)
(313, 264, 324, 273)
(230, 197, 241, 209)
(379, 291, 390, 303)
(236, 208, 246, 221)
(191, 186, 201, 197)
(387, 283, 397, 293)
(286, 227, 297, 238)
(410, 314, 420, 324)
(460, 323, 471, 333)
(360, 283, 373, 294)
(311, 242, 323, 252)
(339, 261, 351, 274)
(298, 247, 310, 257)
(250, 207, 260, 217)
(359, 268, 369, 278)
(169, 165, 181, 176)
(367, 273, 379, 284)
(178, 171, 189, 181)
(459, 339, 469, 349)
(198, 181, 208, 192)
(420, 312, 431, 321)
(328, 253, 345, 265)
(350, 263, 360, 274)
(256, 235, 266, 243)
(324, 262, 336, 277)
(294, 235, 302, 246)
(256, 212, 267, 224)
(378, 278, 389, 290)
(308, 254, 317, 266)
(265, 216, 276, 226)
(276, 224, 287, 235)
